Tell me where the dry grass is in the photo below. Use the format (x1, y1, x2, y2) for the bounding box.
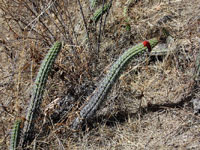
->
(0, 0, 200, 149)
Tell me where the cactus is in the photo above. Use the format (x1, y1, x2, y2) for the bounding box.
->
(10, 120, 21, 150)
(20, 41, 62, 146)
(90, 0, 98, 9)
(91, 2, 111, 23)
(123, 0, 134, 32)
(72, 38, 159, 129)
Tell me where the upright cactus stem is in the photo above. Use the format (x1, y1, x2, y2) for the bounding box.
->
(20, 41, 62, 146)
(10, 120, 21, 150)
(72, 38, 159, 129)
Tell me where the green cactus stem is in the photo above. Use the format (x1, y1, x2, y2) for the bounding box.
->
(20, 41, 62, 146)
(72, 38, 159, 129)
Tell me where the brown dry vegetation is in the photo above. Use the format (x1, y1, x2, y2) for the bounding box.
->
(0, 0, 200, 149)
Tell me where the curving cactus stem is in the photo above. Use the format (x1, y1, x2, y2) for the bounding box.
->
(91, 2, 112, 23)
(19, 41, 62, 146)
(72, 38, 159, 129)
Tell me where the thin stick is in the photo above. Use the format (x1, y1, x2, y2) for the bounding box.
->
(24, 0, 55, 30)
(77, 0, 91, 45)
(63, 0, 79, 46)
(23, 0, 55, 43)
(103, 0, 113, 32)
(96, 0, 105, 55)
(53, 1, 79, 59)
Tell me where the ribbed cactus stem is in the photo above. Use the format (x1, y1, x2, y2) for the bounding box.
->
(10, 120, 21, 150)
(72, 38, 159, 129)
(20, 41, 62, 146)
(91, 2, 111, 23)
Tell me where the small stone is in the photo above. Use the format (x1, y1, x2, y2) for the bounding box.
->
(192, 98, 200, 114)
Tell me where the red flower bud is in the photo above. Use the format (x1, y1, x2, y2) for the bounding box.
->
(143, 40, 152, 52)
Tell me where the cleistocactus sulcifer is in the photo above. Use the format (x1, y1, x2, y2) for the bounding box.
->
(72, 38, 159, 129)
(19, 41, 62, 146)
(10, 119, 22, 150)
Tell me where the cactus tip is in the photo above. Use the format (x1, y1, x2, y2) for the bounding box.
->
(143, 40, 152, 52)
